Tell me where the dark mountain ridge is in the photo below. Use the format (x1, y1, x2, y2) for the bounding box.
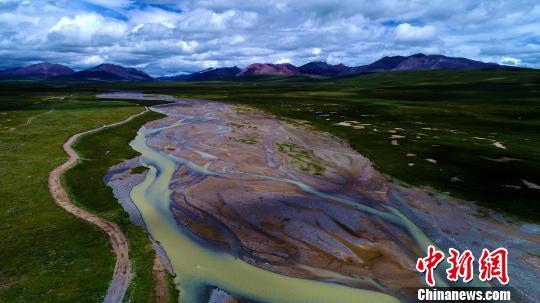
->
(0, 54, 515, 82)
(0, 62, 153, 81)
(237, 63, 301, 76)
(159, 66, 242, 81)
(64, 63, 153, 81)
(392, 54, 499, 71)
(162, 53, 507, 81)
(0, 62, 74, 79)
(297, 62, 350, 77)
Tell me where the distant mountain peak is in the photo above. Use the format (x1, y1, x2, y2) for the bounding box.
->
(197, 67, 214, 73)
(159, 54, 504, 81)
(0, 53, 508, 82)
(393, 54, 499, 71)
(0, 62, 74, 78)
(160, 66, 241, 81)
(63, 63, 153, 81)
(93, 63, 117, 68)
(297, 61, 350, 77)
(238, 63, 301, 76)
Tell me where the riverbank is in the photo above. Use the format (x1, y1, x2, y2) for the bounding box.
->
(0, 91, 150, 302)
(48, 109, 149, 302)
(61, 101, 178, 302)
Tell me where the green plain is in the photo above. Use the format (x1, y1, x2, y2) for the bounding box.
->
(0, 88, 175, 302)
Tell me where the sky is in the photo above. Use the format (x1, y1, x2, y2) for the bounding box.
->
(1, 0, 539, 76)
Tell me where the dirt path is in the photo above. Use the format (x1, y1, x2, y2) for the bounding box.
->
(48, 108, 148, 303)
(152, 254, 170, 302)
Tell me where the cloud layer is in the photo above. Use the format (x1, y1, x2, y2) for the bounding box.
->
(1, 0, 539, 76)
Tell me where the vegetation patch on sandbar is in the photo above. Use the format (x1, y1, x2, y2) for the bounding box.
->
(276, 142, 325, 175)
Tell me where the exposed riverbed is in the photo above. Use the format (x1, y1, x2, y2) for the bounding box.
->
(103, 93, 539, 302)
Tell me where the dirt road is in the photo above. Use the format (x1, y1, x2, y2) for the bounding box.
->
(48, 108, 148, 303)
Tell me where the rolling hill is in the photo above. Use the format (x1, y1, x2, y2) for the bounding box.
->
(63, 64, 153, 81)
(164, 53, 506, 81)
(0, 63, 74, 79)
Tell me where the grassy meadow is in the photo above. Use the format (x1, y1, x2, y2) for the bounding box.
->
(0, 85, 174, 302)
(62, 103, 178, 303)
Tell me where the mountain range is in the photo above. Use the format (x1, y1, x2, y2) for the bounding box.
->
(0, 54, 510, 82)
(162, 53, 505, 81)
(158, 66, 242, 81)
(0, 63, 152, 81)
(0, 62, 74, 79)
(61, 64, 153, 81)
(285, 53, 500, 77)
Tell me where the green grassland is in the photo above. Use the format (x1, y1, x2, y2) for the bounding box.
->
(0, 86, 174, 302)
(62, 107, 178, 303)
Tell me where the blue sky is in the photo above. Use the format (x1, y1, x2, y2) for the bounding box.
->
(0, 0, 539, 76)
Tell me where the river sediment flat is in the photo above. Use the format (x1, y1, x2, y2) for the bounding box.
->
(103, 93, 540, 303)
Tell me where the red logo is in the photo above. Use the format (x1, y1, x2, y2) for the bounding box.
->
(416, 246, 509, 286)
(478, 248, 509, 285)
(416, 245, 445, 287)
(446, 248, 474, 283)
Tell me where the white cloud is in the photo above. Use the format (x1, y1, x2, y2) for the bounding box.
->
(228, 35, 246, 45)
(48, 14, 127, 45)
(177, 40, 199, 53)
(131, 23, 174, 40)
(0, 0, 539, 75)
(127, 7, 180, 29)
(500, 56, 521, 66)
(395, 23, 436, 42)
(80, 55, 107, 66)
(275, 58, 291, 64)
(174, 9, 258, 31)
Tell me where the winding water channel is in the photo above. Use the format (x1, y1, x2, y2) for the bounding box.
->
(127, 100, 448, 302)
(97, 92, 539, 303)
(118, 94, 502, 303)
(130, 124, 403, 302)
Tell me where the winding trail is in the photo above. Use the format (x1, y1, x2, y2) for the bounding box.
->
(25, 107, 55, 126)
(152, 254, 170, 302)
(48, 107, 148, 303)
